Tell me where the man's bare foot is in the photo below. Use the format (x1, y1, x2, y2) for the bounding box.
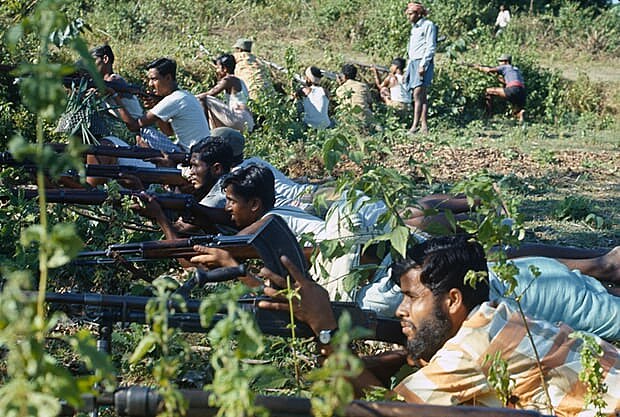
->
(599, 246, 620, 284)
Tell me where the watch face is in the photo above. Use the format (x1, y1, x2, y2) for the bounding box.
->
(319, 329, 332, 344)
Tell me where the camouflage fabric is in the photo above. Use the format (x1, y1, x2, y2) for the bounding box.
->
(233, 51, 275, 101)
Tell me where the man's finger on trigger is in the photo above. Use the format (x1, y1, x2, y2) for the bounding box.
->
(258, 267, 286, 286)
(280, 256, 308, 283)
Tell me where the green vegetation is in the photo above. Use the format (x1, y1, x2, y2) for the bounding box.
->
(0, 0, 618, 415)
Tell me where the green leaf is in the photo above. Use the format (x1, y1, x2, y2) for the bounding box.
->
(129, 334, 157, 364)
(5, 25, 24, 52)
(20, 225, 45, 247)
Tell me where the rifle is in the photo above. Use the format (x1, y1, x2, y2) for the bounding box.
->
(83, 164, 187, 186)
(17, 188, 194, 209)
(0, 154, 188, 187)
(458, 61, 478, 68)
(260, 58, 306, 85)
(48, 143, 191, 165)
(61, 75, 162, 101)
(58, 385, 546, 417)
(351, 61, 390, 74)
(76, 216, 309, 275)
(38, 290, 406, 350)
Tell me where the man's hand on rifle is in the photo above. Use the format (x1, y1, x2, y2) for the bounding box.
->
(190, 246, 238, 269)
(190, 247, 263, 288)
(145, 151, 177, 168)
(258, 256, 337, 338)
(130, 192, 165, 220)
(117, 172, 145, 190)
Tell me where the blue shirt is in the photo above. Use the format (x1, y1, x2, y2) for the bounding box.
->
(407, 18, 437, 69)
(496, 64, 525, 87)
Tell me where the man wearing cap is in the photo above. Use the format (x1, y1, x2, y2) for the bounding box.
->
(231, 38, 275, 101)
(110, 57, 211, 152)
(295, 66, 332, 129)
(404, 2, 437, 135)
(474, 55, 526, 123)
(196, 54, 255, 133)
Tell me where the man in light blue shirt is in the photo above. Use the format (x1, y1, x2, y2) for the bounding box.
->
(404, 2, 437, 135)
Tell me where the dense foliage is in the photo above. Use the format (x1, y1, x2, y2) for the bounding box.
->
(0, 0, 617, 415)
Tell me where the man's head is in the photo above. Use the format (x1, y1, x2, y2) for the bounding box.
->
(497, 54, 512, 65)
(91, 45, 114, 76)
(392, 235, 489, 361)
(211, 127, 245, 165)
(305, 66, 323, 85)
(341, 64, 358, 81)
(221, 164, 275, 228)
(214, 54, 236, 77)
(405, 2, 427, 24)
(187, 137, 235, 192)
(233, 38, 253, 53)
(147, 58, 177, 96)
(391, 57, 406, 74)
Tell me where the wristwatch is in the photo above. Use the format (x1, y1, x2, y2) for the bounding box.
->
(318, 328, 336, 345)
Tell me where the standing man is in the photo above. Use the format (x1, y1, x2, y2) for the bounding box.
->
(404, 2, 437, 135)
(494, 4, 511, 36)
(111, 57, 210, 152)
(474, 54, 526, 123)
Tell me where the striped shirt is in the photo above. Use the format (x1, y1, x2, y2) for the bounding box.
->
(394, 301, 620, 416)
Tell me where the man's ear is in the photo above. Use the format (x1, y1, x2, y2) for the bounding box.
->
(211, 162, 223, 176)
(249, 197, 263, 214)
(445, 288, 464, 315)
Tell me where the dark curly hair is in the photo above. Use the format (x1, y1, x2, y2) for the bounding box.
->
(391, 235, 490, 312)
(221, 164, 275, 211)
(189, 137, 235, 172)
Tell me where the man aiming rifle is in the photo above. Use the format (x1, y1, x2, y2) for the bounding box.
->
(257, 236, 620, 413)
(472, 54, 526, 124)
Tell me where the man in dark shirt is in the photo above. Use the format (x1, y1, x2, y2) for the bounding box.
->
(474, 54, 526, 123)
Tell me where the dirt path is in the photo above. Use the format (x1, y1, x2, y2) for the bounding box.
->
(541, 57, 620, 83)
